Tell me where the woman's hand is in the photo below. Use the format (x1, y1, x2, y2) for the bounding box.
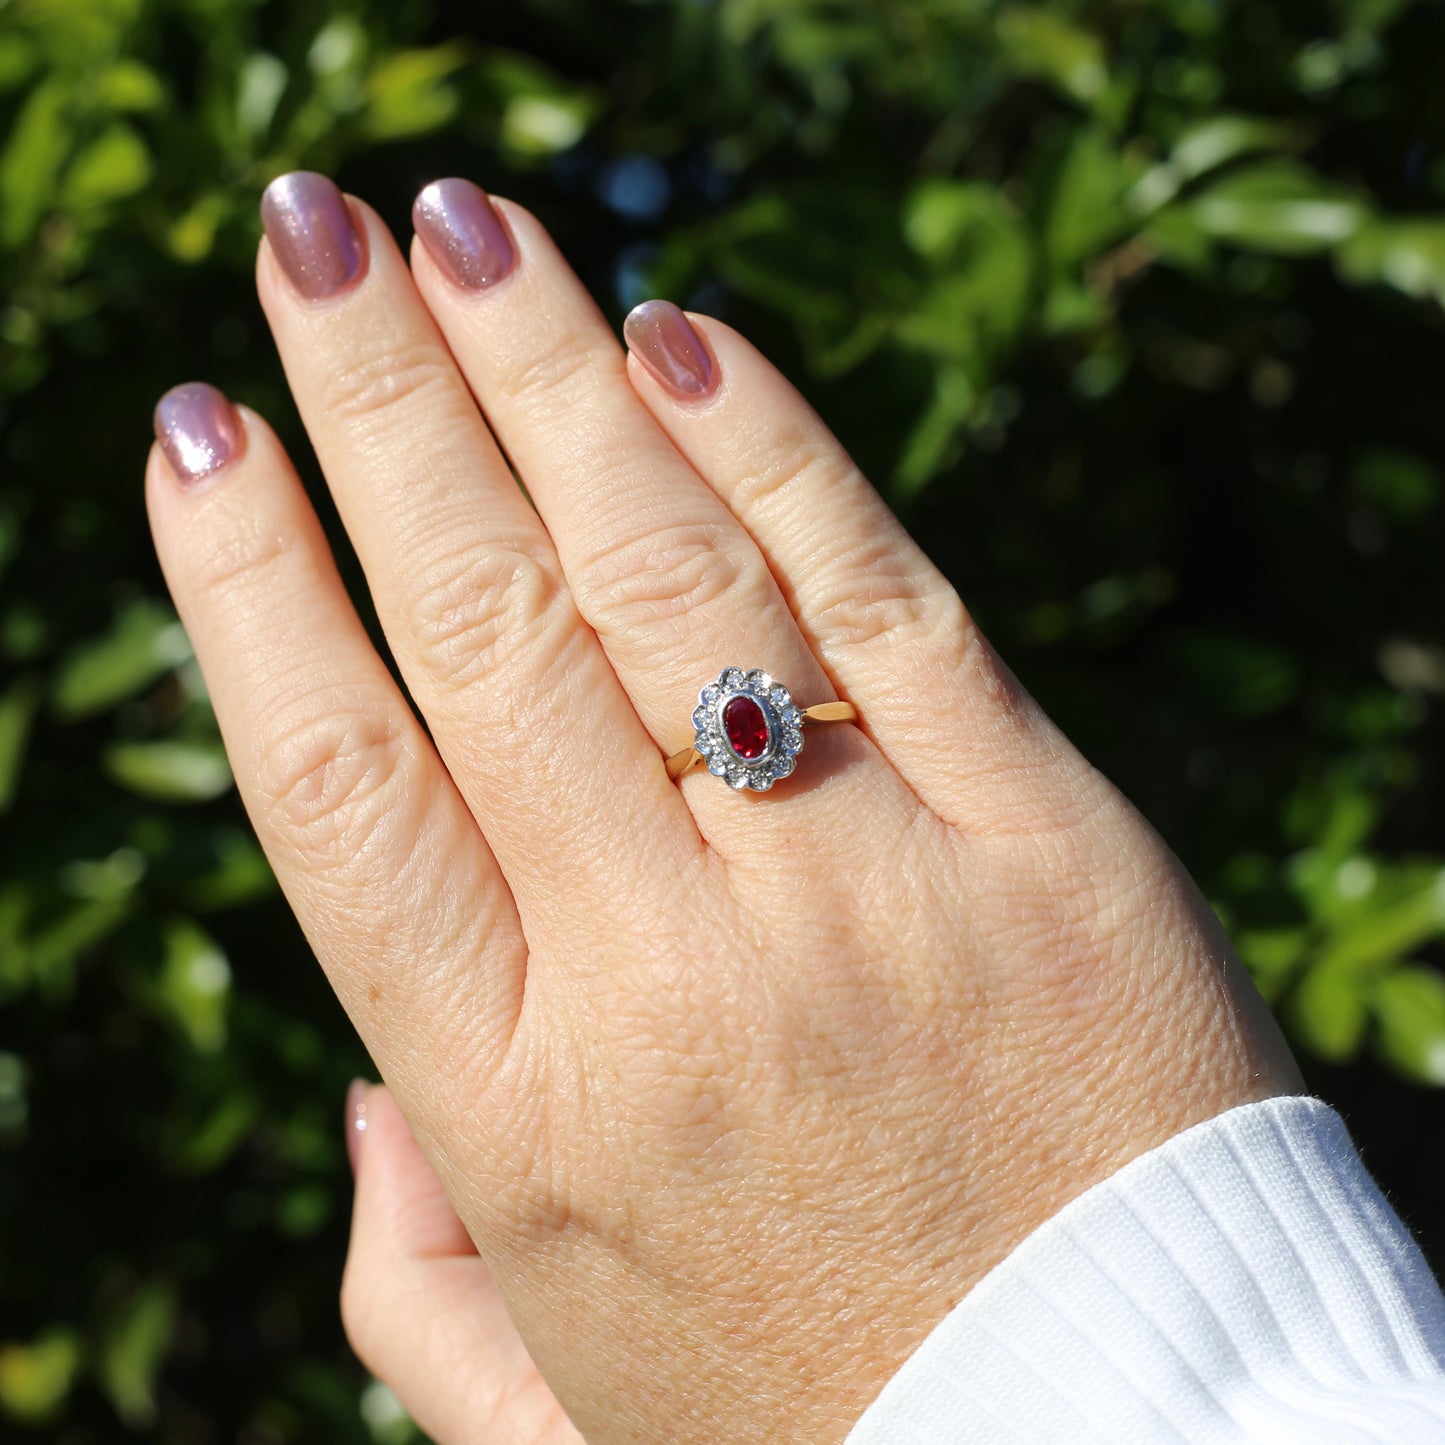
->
(146, 171, 1301, 1444)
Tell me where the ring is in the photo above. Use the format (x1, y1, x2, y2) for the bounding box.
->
(665, 667, 858, 791)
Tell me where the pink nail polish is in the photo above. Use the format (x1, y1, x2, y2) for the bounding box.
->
(260, 171, 367, 301)
(413, 178, 517, 291)
(624, 300, 718, 401)
(345, 1079, 369, 1175)
(153, 381, 245, 485)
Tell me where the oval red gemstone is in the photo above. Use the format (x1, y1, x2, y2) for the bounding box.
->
(722, 695, 770, 761)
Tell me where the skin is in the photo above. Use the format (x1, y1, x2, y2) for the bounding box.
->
(145, 182, 1303, 1444)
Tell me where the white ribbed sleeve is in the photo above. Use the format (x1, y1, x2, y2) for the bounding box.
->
(846, 1096, 1445, 1444)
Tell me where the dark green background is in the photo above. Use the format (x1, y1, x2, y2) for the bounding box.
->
(3, 0, 1444, 1437)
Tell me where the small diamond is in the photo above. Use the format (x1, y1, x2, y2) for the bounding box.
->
(708, 755, 728, 776)
(702, 685, 721, 704)
(726, 769, 748, 790)
(783, 706, 802, 726)
(770, 755, 796, 779)
(692, 705, 710, 729)
(722, 667, 745, 689)
(749, 771, 775, 791)
(782, 728, 804, 753)
(745, 669, 769, 690)
(770, 686, 791, 707)
(696, 737, 714, 756)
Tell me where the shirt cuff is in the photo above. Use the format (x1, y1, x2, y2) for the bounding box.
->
(846, 1095, 1445, 1443)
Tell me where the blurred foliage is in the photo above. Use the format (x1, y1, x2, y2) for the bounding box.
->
(2, 0, 1445, 1437)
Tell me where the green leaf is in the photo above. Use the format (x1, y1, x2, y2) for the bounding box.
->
(996, 8, 1108, 105)
(96, 1279, 176, 1429)
(167, 1091, 257, 1174)
(900, 182, 1033, 355)
(50, 599, 189, 721)
(1038, 128, 1135, 266)
(1351, 446, 1439, 523)
(95, 59, 165, 112)
(1336, 217, 1445, 308)
(61, 123, 153, 208)
(1165, 629, 1301, 717)
(0, 1327, 81, 1424)
(479, 51, 596, 159)
(236, 52, 288, 140)
(1131, 115, 1295, 214)
(1373, 967, 1445, 1084)
(1192, 162, 1366, 254)
(365, 44, 470, 140)
(104, 740, 233, 803)
(0, 79, 72, 248)
(156, 918, 231, 1054)
(1291, 958, 1370, 1061)
(1236, 926, 1310, 1003)
(0, 675, 42, 813)
(1316, 870, 1445, 973)
(1171, 115, 1296, 182)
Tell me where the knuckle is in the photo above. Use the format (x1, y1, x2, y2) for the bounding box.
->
(190, 498, 290, 603)
(321, 338, 456, 437)
(807, 544, 956, 651)
(579, 521, 774, 647)
(402, 541, 572, 691)
(734, 424, 861, 515)
(494, 324, 601, 409)
(255, 693, 410, 857)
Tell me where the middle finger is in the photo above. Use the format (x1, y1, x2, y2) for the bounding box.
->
(255, 173, 699, 928)
(409, 179, 919, 838)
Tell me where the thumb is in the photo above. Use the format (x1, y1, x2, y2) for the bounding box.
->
(340, 1081, 582, 1445)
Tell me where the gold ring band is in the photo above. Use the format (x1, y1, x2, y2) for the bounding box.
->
(665, 668, 858, 792)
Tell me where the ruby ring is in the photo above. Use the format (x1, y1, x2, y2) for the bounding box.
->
(664, 667, 858, 791)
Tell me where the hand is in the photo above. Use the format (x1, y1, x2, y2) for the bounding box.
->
(146, 171, 1301, 1444)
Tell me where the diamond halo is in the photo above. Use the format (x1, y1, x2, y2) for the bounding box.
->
(690, 667, 806, 792)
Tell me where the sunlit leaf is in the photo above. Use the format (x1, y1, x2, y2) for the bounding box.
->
(996, 8, 1108, 105)
(1039, 127, 1136, 265)
(236, 52, 288, 140)
(365, 44, 469, 140)
(96, 59, 165, 111)
(61, 123, 153, 208)
(104, 739, 233, 803)
(50, 599, 189, 721)
(1373, 967, 1445, 1084)
(157, 917, 231, 1054)
(0, 1327, 81, 1424)
(0, 79, 72, 247)
(1192, 162, 1367, 254)
(96, 1279, 176, 1429)
(1291, 960, 1369, 1061)
(1337, 217, 1445, 308)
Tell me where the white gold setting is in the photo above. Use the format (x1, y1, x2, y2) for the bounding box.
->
(691, 667, 805, 792)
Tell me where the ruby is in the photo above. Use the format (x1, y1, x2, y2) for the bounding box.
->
(722, 694, 770, 761)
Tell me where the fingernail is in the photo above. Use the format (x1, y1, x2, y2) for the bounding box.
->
(153, 381, 245, 485)
(624, 300, 717, 400)
(345, 1078, 369, 1176)
(412, 178, 516, 291)
(260, 171, 366, 301)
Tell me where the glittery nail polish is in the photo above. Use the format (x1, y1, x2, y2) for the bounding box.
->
(260, 171, 367, 301)
(153, 381, 245, 484)
(624, 300, 718, 400)
(413, 178, 517, 291)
